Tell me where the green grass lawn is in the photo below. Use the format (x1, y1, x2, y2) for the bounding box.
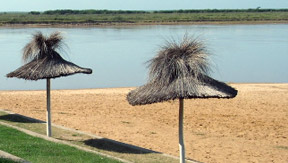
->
(0, 125, 122, 163)
(0, 157, 17, 163)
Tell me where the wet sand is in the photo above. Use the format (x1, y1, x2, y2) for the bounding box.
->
(0, 83, 287, 163)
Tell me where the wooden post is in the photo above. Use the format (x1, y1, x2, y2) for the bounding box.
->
(179, 98, 185, 163)
(46, 78, 52, 137)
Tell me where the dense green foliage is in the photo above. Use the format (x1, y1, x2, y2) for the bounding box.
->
(39, 9, 288, 15)
(0, 125, 121, 163)
(42, 9, 147, 15)
(0, 9, 287, 25)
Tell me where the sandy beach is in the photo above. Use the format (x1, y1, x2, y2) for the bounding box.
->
(0, 83, 287, 163)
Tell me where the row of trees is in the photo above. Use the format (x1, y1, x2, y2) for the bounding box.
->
(153, 8, 288, 13)
(29, 9, 288, 15)
(30, 10, 146, 15)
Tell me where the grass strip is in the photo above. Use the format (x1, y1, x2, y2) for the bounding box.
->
(0, 110, 181, 163)
(0, 124, 122, 163)
(0, 157, 17, 163)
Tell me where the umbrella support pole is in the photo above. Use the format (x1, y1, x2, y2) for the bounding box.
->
(46, 78, 52, 137)
(179, 98, 185, 163)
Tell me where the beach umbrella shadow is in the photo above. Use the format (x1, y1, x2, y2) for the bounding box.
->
(84, 138, 157, 154)
(127, 34, 237, 162)
(6, 32, 92, 137)
(0, 114, 44, 123)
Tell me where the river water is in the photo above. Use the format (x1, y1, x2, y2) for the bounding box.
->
(0, 24, 287, 90)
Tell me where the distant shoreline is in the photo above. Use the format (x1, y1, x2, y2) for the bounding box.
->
(1, 9, 288, 28)
(1, 20, 288, 28)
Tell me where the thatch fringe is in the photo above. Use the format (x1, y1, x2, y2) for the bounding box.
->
(7, 51, 92, 80)
(127, 75, 237, 105)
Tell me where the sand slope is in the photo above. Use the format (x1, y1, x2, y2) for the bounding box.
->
(0, 83, 287, 163)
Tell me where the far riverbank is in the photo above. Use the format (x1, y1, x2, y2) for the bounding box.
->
(1, 20, 288, 28)
(1, 9, 288, 28)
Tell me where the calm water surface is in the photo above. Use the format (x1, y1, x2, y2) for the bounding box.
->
(0, 24, 287, 90)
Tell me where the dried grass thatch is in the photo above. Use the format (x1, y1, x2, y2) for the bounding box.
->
(7, 32, 92, 80)
(127, 35, 237, 105)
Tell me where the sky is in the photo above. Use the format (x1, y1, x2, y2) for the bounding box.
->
(1, 0, 288, 12)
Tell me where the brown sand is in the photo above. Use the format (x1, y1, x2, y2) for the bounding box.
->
(0, 83, 287, 163)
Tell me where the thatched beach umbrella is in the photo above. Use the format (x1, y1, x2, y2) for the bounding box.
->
(7, 32, 92, 137)
(127, 35, 237, 163)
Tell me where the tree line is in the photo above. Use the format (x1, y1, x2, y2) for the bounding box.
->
(29, 9, 288, 15)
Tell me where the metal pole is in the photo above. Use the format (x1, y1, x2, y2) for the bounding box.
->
(179, 98, 185, 163)
(46, 78, 52, 137)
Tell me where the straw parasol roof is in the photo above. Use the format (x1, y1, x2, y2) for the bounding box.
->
(127, 75, 237, 105)
(6, 51, 92, 80)
(7, 32, 92, 80)
(127, 36, 237, 105)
